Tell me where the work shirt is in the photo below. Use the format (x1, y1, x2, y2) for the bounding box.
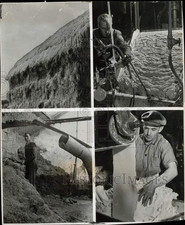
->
(93, 28, 131, 73)
(93, 28, 131, 57)
(135, 134, 177, 178)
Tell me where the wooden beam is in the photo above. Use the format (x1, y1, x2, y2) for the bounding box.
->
(45, 116, 91, 124)
(2, 120, 39, 129)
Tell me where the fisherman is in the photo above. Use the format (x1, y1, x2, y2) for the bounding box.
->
(93, 13, 132, 71)
(24, 133, 38, 187)
(134, 110, 178, 221)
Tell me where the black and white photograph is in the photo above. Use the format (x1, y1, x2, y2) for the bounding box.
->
(93, 1, 183, 107)
(95, 110, 184, 222)
(0, 1, 185, 225)
(2, 111, 93, 223)
(1, 2, 91, 109)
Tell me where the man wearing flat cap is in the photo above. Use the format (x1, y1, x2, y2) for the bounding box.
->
(134, 111, 178, 221)
(93, 13, 132, 75)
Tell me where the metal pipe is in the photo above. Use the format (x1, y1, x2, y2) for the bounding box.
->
(107, 91, 176, 104)
(59, 135, 92, 178)
(167, 1, 183, 90)
(134, 2, 139, 29)
(168, 1, 172, 41)
(32, 119, 92, 178)
(172, 1, 178, 28)
(107, 1, 116, 62)
(130, 2, 133, 31)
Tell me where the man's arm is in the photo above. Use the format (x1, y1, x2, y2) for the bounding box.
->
(114, 30, 132, 57)
(138, 162, 178, 206)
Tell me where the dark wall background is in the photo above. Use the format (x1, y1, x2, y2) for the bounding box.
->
(93, 1, 182, 41)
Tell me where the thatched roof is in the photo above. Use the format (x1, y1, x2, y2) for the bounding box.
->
(6, 10, 90, 108)
(7, 10, 89, 80)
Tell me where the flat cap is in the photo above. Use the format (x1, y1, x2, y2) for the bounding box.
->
(141, 111, 166, 127)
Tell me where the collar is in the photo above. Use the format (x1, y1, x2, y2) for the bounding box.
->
(97, 28, 115, 38)
(141, 133, 161, 146)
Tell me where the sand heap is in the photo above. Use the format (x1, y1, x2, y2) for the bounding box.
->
(6, 11, 90, 108)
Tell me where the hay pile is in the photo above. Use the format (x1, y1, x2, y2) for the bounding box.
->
(118, 29, 183, 106)
(36, 147, 70, 196)
(3, 158, 64, 223)
(2, 128, 70, 223)
(2, 121, 68, 223)
(7, 11, 90, 108)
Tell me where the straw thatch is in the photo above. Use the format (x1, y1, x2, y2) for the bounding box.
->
(7, 11, 90, 108)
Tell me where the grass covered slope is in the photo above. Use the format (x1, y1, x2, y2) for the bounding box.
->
(7, 11, 90, 108)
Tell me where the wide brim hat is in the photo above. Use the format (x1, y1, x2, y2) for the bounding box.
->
(141, 111, 166, 127)
(108, 111, 139, 145)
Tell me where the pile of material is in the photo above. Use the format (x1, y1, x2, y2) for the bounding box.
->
(62, 198, 77, 205)
(96, 186, 112, 217)
(118, 30, 183, 105)
(2, 126, 69, 223)
(36, 148, 70, 196)
(134, 183, 179, 222)
(6, 11, 90, 108)
(3, 156, 64, 223)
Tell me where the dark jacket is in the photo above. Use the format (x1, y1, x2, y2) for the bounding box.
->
(25, 142, 37, 168)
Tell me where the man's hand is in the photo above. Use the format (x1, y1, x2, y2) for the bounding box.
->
(138, 181, 156, 207)
(122, 55, 132, 66)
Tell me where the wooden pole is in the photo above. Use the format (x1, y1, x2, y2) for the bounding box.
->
(107, 1, 116, 62)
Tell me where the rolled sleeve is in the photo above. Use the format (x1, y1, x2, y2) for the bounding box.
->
(160, 140, 177, 168)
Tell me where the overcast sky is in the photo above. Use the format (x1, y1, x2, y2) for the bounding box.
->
(1, 2, 89, 75)
(1, 2, 89, 99)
